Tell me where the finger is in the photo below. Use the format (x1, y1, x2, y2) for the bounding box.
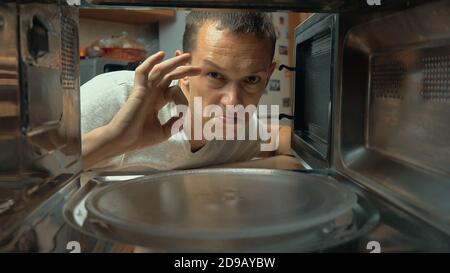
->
(134, 51, 165, 86)
(158, 65, 201, 89)
(136, 51, 165, 75)
(147, 53, 192, 86)
(162, 116, 183, 139)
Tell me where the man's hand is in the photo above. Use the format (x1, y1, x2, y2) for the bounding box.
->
(82, 51, 201, 169)
(108, 51, 200, 151)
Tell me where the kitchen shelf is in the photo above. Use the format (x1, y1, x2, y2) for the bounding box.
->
(79, 8, 175, 24)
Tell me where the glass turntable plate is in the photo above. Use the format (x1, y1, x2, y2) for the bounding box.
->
(83, 169, 361, 251)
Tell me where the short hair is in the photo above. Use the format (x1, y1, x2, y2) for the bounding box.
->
(182, 10, 276, 61)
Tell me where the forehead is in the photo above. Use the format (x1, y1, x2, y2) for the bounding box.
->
(191, 21, 273, 70)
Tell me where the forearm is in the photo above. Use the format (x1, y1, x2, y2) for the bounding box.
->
(256, 125, 293, 158)
(211, 155, 305, 170)
(81, 125, 123, 170)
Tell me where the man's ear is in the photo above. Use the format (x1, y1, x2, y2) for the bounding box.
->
(268, 61, 277, 80)
(263, 61, 277, 88)
(178, 75, 190, 100)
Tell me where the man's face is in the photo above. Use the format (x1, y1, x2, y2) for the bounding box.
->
(180, 21, 276, 134)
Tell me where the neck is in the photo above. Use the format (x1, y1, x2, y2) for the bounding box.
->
(189, 139, 207, 153)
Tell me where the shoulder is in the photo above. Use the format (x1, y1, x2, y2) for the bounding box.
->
(81, 70, 136, 106)
(256, 122, 292, 157)
(80, 71, 135, 134)
(81, 70, 135, 98)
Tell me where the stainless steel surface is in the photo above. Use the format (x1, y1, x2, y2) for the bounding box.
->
(0, 3, 21, 176)
(0, 0, 82, 244)
(0, 178, 80, 252)
(333, 0, 450, 236)
(84, 0, 425, 13)
(64, 169, 381, 252)
(327, 173, 450, 252)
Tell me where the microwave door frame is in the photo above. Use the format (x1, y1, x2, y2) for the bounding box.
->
(292, 14, 338, 169)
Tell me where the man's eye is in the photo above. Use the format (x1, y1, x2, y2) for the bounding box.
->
(207, 72, 222, 80)
(246, 76, 261, 84)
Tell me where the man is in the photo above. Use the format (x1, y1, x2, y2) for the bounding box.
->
(81, 10, 303, 171)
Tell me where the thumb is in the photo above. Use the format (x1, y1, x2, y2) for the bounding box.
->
(164, 85, 188, 106)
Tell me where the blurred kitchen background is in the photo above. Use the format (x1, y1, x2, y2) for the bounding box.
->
(79, 9, 312, 125)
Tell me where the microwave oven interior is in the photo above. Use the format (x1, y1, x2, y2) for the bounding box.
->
(290, 0, 450, 239)
(334, 0, 450, 236)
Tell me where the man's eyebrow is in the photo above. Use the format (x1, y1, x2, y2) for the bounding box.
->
(202, 60, 224, 70)
(203, 59, 268, 74)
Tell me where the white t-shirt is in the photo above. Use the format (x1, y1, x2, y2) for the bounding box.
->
(80, 71, 262, 171)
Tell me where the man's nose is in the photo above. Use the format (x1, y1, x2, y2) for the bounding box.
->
(220, 83, 241, 106)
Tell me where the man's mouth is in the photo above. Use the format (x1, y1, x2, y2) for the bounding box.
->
(218, 115, 237, 124)
(215, 115, 246, 125)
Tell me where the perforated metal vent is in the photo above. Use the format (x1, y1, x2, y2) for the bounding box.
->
(371, 61, 405, 100)
(61, 16, 77, 90)
(422, 55, 450, 102)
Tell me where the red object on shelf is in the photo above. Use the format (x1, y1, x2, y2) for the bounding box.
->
(79, 47, 87, 59)
(101, 47, 147, 61)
